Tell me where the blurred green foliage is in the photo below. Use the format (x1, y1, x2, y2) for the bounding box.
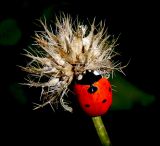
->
(110, 73, 155, 110)
(0, 19, 21, 45)
(9, 83, 27, 105)
(42, 6, 55, 20)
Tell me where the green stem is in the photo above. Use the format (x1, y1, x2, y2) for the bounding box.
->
(92, 116, 111, 146)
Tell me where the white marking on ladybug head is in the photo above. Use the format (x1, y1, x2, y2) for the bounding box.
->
(88, 70, 92, 72)
(77, 74, 83, 80)
(83, 70, 86, 74)
(93, 70, 100, 76)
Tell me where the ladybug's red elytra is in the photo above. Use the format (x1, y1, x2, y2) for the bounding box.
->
(73, 70, 112, 117)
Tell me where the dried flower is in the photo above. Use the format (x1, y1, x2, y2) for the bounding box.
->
(20, 14, 123, 112)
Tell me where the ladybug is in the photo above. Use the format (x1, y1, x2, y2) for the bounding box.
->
(73, 70, 112, 117)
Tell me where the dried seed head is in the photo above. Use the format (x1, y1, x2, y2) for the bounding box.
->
(21, 14, 123, 112)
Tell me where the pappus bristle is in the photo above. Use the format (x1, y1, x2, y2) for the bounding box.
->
(21, 14, 122, 112)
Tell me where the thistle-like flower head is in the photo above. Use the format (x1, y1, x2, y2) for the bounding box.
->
(21, 14, 122, 112)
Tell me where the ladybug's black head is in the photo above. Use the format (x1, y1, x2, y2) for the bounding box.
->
(76, 70, 102, 85)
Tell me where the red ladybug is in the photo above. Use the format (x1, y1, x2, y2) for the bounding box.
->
(73, 70, 112, 117)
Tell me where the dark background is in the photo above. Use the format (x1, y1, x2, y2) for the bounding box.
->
(0, 0, 159, 145)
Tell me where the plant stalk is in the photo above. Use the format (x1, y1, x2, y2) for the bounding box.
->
(92, 116, 111, 146)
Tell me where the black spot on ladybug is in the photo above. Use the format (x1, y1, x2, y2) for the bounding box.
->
(102, 99, 107, 103)
(85, 104, 90, 108)
(109, 87, 111, 92)
(88, 85, 97, 94)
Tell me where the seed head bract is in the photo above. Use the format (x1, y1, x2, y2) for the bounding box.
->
(20, 14, 123, 112)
